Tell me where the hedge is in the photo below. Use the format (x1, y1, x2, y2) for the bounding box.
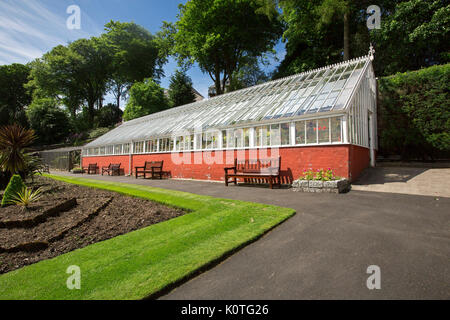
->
(378, 63, 450, 160)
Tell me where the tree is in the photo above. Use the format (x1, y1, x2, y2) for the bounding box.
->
(228, 56, 269, 91)
(26, 98, 71, 145)
(0, 64, 32, 127)
(165, 0, 282, 96)
(370, 0, 450, 76)
(102, 21, 165, 108)
(123, 79, 170, 121)
(275, 0, 400, 78)
(27, 37, 111, 126)
(96, 103, 123, 128)
(168, 70, 196, 107)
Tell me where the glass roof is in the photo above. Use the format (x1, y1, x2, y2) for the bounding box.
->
(86, 55, 372, 147)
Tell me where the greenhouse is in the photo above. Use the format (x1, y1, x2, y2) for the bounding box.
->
(82, 50, 377, 182)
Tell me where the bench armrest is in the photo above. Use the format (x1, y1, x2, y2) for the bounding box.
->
(224, 167, 236, 174)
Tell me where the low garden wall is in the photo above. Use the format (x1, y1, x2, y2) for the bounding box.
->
(292, 178, 351, 194)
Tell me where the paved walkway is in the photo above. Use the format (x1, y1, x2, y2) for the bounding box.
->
(52, 172, 450, 299)
(352, 167, 450, 198)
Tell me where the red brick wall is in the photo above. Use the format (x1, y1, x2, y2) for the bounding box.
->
(348, 145, 370, 181)
(82, 155, 130, 174)
(82, 145, 370, 182)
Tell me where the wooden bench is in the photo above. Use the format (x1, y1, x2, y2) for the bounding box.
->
(135, 161, 164, 179)
(224, 157, 281, 189)
(82, 163, 99, 175)
(101, 163, 121, 176)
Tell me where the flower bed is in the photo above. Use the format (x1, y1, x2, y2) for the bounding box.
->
(292, 168, 351, 193)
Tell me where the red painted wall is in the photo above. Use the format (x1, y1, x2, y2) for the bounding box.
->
(82, 145, 370, 182)
(348, 145, 370, 181)
(82, 155, 130, 174)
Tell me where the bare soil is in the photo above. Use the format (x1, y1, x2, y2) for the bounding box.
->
(0, 176, 185, 274)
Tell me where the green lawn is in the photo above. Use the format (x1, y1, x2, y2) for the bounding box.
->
(0, 174, 295, 300)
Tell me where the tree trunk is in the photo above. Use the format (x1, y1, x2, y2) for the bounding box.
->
(343, 11, 350, 61)
(214, 67, 222, 96)
(97, 97, 103, 110)
(116, 91, 121, 109)
(88, 100, 95, 127)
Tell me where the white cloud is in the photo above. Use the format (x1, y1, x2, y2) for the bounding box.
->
(0, 0, 101, 65)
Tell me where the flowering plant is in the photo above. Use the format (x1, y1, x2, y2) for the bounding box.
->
(302, 169, 315, 180)
(301, 168, 337, 181)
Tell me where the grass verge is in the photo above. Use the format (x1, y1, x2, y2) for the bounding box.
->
(0, 174, 295, 300)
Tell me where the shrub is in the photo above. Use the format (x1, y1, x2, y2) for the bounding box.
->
(8, 186, 43, 208)
(378, 63, 450, 160)
(23, 153, 46, 181)
(26, 98, 71, 145)
(88, 127, 111, 140)
(0, 124, 36, 176)
(123, 79, 170, 121)
(96, 103, 123, 128)
(1, 174, 26, 207)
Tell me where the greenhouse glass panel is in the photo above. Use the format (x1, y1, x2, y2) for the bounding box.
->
(226, 130, 234, 149)
(270, 124, 281, 146)
(133, 142, 143, 154)
(145, 140, 154, 153)
(331, 117, 342, 142)
(114, 144, 122, 155)
(243, 128, 250, 148)
(306, 120, 317, 144)
(295, 121, 306, 145)
(281, 123, 290, 146)
(201, 134, 207, 150)
(107, 145, 114, 155)
(234, 129, 243, 148)
(318, 118, 330, 143)
(222, 130, 227, 149)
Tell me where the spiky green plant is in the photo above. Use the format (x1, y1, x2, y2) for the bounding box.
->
(0, 124, 36, 175)
(8, 186, 43, 208)
(1, 174, 26, 207)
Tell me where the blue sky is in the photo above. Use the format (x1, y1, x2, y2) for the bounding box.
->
(0, 0, 285, 100)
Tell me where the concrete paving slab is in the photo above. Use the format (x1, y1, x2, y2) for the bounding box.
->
(352, 167, 450, 198)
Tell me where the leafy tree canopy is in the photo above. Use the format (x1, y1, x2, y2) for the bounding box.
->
(275, 0, 401, 78)
(27, 37, 111, 125)
(228, 56, 269, 92)
(0, 63, 32, 127)
(123, 79, 170, 121)
(102, 21, 165, 108)
(96, 103, 123, 128)
(164, 0, 283, 95)
(26, 98, 71, 145)
(371, 0, 450, 76)
(168, 70, 196, 107)
(275, 0, 448, 78)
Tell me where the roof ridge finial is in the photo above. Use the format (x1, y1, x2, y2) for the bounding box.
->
(369, 43, 375, 60)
